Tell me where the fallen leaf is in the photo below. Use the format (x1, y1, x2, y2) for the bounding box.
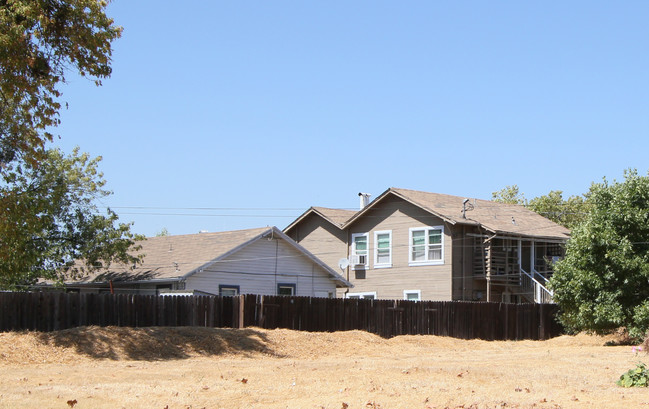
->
(342, 403, 349, 409)
(241, 378, 248, 384)
(66, 400, 77, 408)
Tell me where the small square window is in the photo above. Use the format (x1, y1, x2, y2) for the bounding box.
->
(219, 285, 240, 297)
(404, 290, 421, 301)
(277, 283, 296, 296)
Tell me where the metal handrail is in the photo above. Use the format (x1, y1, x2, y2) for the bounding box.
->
(521, 268, 554, 303)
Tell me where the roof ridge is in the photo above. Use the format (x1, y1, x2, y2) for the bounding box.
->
(146, 226, 271, 239)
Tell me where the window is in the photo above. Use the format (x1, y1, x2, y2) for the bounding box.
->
(346, 291, 377, 299)
(409, 226, 444, 265)
(277, 283, 296, 296)
(374, 230, 392, 268)
(156, 284, 172, 295)
(404, 290, 421, 301)
(351, 232, 369, 268)
(219, 285, 240, 297)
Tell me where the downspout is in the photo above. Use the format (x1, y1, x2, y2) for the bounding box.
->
(345, 230, 350, 297)
(461, 225, 465, 301)
(274, 238, 279, 294)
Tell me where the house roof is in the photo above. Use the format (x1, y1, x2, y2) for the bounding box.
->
(287, 188, 570, 241)
(68, 226, 352, 287)
(381, 188, 570, 240)
(284, 206, 357, 232)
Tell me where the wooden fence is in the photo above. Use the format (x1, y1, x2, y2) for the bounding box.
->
(0, 292, 563, 340)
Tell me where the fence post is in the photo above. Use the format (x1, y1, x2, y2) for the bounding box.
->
(238, 294, 245, 328)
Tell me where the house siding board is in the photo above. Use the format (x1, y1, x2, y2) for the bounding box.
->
(288, 213, 348, 274)
(346, 196, 453, 301)
(451, 225, 481, 301)
(185, 237, 337, 297)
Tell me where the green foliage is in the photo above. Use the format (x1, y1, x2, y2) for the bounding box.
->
(155, 227, 169, 237)
(527, 190, 589, 230)
(492, 185, 589, 229)
(492, 185, 526, 205)
(549, 170, 649, 339)
(0, 147, 143, 289)
(0, 0, 122, 165)
(617, 363, 649, 388)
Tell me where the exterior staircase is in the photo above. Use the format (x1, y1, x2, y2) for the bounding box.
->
(519, 269, 553, 303)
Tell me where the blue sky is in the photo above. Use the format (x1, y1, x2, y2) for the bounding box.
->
(54, 1, 649, 237)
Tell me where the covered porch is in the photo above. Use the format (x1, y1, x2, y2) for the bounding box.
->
(470, 235, 565, 303)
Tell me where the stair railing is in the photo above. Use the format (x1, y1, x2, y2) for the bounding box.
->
(520, 268, 554, 303)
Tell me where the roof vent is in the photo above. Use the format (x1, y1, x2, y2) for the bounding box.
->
(358, 192, 371, 209)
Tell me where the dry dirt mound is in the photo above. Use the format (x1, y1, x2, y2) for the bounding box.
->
(0, 326, 615, 365)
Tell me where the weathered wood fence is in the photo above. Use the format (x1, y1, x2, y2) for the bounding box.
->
(0, 292, 562, 340)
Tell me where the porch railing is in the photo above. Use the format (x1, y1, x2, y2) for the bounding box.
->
(520, 268, 554, 304)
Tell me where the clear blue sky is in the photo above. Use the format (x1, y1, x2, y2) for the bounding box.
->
(54, 1, 649, 237)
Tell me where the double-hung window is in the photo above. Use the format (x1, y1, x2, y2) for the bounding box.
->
(351, 233, 369, 269)
(374, 230, 392, 268)
(409, 226, 444, 265)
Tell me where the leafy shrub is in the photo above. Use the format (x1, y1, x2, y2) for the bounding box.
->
(617, 363, 649, 387)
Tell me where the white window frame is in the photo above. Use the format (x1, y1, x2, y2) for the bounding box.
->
(403, 289, 421, 301)
(345, 291, 377, 299)
(351, 232, 369, 269)
(408, 226, 444, 266)
(277, 283, 296, 296)
(374, 230, 392, 268)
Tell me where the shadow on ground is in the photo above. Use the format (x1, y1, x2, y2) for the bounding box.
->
(36, 326, 282, 361)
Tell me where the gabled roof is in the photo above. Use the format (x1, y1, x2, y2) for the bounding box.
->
(284, 206, 357, 233)
(287, 188, 570, 241)
(378, 188, 570, 240)
(70, 227, 351, 287)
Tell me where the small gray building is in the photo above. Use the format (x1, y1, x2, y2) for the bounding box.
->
(56, 226, 351, 297)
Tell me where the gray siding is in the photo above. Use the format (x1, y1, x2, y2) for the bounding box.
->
(185, 237, 337, 297)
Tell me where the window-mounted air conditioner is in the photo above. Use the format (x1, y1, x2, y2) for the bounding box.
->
(351, 254, 367, 265)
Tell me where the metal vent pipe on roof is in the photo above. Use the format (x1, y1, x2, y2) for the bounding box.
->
(358, 192, 371, 209)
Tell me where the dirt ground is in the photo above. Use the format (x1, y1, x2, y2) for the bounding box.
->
(0, 326, 646, 409)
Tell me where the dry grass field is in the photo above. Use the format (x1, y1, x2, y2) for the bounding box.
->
(0, 326, 646, 409)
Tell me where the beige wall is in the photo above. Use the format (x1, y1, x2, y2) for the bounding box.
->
(285, 213, 348, 277)
(342, 195, 454, 301)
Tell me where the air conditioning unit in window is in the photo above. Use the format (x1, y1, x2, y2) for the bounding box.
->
(351, 254, 367, 266)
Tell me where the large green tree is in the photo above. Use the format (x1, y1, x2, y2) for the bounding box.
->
(549, 170, 649, 339)
(0, 148, 142, 289)
(0, 0, 122, 165)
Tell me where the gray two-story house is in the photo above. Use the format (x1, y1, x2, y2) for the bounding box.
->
(284, 188, 570, 303)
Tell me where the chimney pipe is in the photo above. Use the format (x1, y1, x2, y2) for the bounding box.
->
(358, 192, 371, 209)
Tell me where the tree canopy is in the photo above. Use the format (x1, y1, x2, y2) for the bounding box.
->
(0, 1, 139, 289)
(0, 148, 142, 289)
(0, 0, 122, 165)
(492, 185, 589, 229)
(549, 170, 649, 339)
